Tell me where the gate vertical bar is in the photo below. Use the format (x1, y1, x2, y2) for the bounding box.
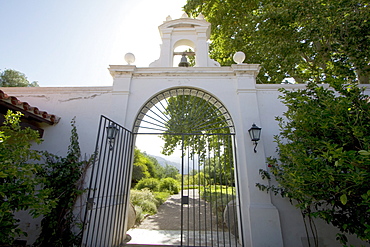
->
(207, 135, 213, 246)
(98, 120, 116, 247)
(110, 128, 126, 245)
(186, 145, 190, 246)
(180, 135, 185, 247)
(233, 134, 244, 247)
(112, 130, 134, 245)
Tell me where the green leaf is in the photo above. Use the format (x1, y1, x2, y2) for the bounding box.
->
(358, 150, 370, 156)
(340, 194, 347, 205)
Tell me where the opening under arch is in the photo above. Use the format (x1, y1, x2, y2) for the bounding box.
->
(128, 87, 243, 246)
(173, 41, 196, 67)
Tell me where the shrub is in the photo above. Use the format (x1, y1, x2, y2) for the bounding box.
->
(153, 192, 171, 206)
(159, 177, 180, 194)
(138, 200, 157, 215)
(130, 189, 171, 224)
(200, 186, 236, 225)
(133, 205, 144, 224)
(130, 189, 157, 205)
(130, 189, 158, 217)
(135, 178, 160, 192)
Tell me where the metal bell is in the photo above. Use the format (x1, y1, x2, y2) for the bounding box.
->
(178, 54, 190, 67)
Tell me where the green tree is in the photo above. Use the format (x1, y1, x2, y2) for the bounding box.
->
(132, 148, 151, 184)
(161, 95, 231, 159)
(0, 69, 39, 87)
(132, 149, 179, 186)
(148, 155, 166, 179)
(184, 172, 206, 186)
(257, 81, 370, 245)
(132, 148, 165, 183)
(184, 0, 370, 84)
(162, 164, 179, 179)
(201, 156, 234, 185)
(159, 177, 180, 194)
(0, 111, 53, 244)
(142, 152, 158, 178)
(135, 178, 160, 192)
(160, 95, 234, 187)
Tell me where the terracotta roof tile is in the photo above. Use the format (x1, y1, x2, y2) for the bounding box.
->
(0, 90, 60, 125)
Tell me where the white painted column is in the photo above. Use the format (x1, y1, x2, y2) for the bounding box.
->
(158, 29, 173, 67)
(232, 64, 283, 247)
(110, 65, 135, 126)
(109, 65, 136, 243)
(195, 26, 209, 67)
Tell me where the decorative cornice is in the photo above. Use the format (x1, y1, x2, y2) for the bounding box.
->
(0, 86, 112, 94)
(109, 65, 136, 78)
(111, 65, 262, 78)
(231, 64, 260, 77)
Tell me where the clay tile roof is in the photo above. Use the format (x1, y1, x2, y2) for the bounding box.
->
(0, 90, 60, 125)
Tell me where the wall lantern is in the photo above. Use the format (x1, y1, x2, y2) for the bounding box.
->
(106, 124, 119, 150)
(248, 123, 261, 153)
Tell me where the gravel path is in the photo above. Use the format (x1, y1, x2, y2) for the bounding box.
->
(137, 189, 220, 231)
(126, 189, 240, 246)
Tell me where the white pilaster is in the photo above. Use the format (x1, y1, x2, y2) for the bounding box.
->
(232, 64, 284, 247)
(195, 26, 209, 67)
(109, 65, 135, 125)
(158, 29, 173, 67)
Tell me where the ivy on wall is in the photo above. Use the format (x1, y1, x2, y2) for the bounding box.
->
(35, 118, 94, 246)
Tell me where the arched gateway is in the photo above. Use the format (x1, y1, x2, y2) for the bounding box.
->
(81, 15, 283, 247)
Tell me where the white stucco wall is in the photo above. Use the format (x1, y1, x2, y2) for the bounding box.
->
(2, 71, 369, 246)
(2, 87, 113, 156)
(255, 84, 370, 247)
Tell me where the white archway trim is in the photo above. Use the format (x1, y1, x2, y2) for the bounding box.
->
(133, 87, 235, 134)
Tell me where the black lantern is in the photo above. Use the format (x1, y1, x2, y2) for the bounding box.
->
(248, 123, 261, 153)
(106, 124, 119, 150)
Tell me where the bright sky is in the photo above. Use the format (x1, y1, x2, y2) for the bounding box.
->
(0, 0, 187, 87)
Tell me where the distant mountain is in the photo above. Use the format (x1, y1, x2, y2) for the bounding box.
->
(147, 154, 190, 174)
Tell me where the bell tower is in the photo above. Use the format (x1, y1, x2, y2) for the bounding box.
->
(108, 14, 284, 247)
(149, 13, 220, 67)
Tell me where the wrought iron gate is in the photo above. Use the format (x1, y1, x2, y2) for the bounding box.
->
(81, 115, 134, 247)
(178, 133, 243, 246)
